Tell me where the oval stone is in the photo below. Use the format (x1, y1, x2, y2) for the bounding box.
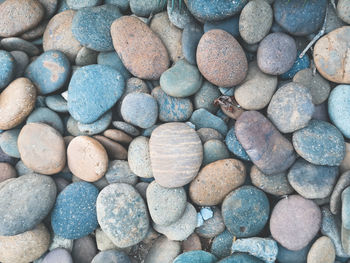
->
(307, 236, 336, 263)
(92, 250, 130, 263)
(190, 109, 228, 136)
(128, 136, 153, 178)
(0, 163, 16, 183)
(144, 236, 181, 263)
(42, 248, 73, 263)
(182, 22, 203, 65)
(149, 123, 203, 188)
(0, 51, 15, 89)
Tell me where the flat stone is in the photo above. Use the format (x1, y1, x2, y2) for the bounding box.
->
(104, 0, 129, 11)
(93, 135, 127, 160)
(197, 128, 223, 143)
(307, 236, 336, 263)
(20, 20, 48, 40)
(144, 236, 181, 263)
(182, 22, 203, 65)
(26, 107, 64, 134)
(173, 250, 217, 263)
(190, 109, 228, 136)
(0, 51, 15, 89)
(113, 121, 140, 137)
(92, 250, 130, 263)
(77, 110, 112, 136)
(128, 136, 153, 178)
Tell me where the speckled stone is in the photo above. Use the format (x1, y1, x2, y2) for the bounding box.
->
(66, 0, 101, 9)
(202, 139, 230, 165)
(0, 163, 16, 183)
(0, 174, 56, 236)
(129, 0, 165, 17)
(194, 82, 219, 114)
(280, 52, 310, 80)
(72, 235, 97, 263)
(196, 29, 247, 87)
(182, 22, 203, 65)
(0, 51, 15, 89)
(292, 120, 345, 166)
(173, 250, 217, 263)
(10, 50, 29, 78)
(338, 0, 350, 24)
(190, 109, 228, 136)
(150, 123, 203, 188)
(45, 95, 68, 113)
(197, 128, 223, 143)
(105, 160, 138, 185)
(128, 136, 153, 178)
(1, 38, 37, 56)
(77, 110, 112, 136)
(20, 20, 47, 41)
(270, 195, 321, 251)
(235, 111, 296, 175)
(307, 236, 336, 263)
(113, 121, 140, 137)
(331, 171, 350, 215)
(144, 236, 181, 263)
(167, 0, 195, 29)
(42, 248, 73, 263)
(92, 250, 130, 263)
(97, 51, 131, 80)
(210, 230, 233, 258)
(218, 254, 263, 263)
(111, 16, 169, 80)
(95, 228, 117, 251)
(0, 128, 20, 158)
(26, 107, 64, 134)
(196, 206, 225, 238)
(225, 126, 250, 161)
(104, 0, 129, 11)
(97, 183, 150, 247)
(204, 16, 239, 37)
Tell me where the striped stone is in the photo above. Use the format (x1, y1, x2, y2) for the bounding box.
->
(150, 122, 203, 188)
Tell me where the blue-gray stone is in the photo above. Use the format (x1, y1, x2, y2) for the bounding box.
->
(42, 248, 73, 263)
(0, 147, 16, 165)
(35, 95, 47, 108)
(129, 0, 166, 16)
(222, 185, 269, 238)
(105, 160, 138, 185)
(274, 0, 328, 36)
(277, 242, 312, 263)
(142, 124, 159, 137)
(342, 187, 350, 229)
(112, 121, 140, 137)
(280, 52, 310, 80)
(225, 126, 250, 161)
(211, 230, 233, 259)
(66, 116, 85, 136)
(190, 109, 228, 136)
(0, 50, 15, 89)
(292, 120, 345, 166)
(288, 158, 339, 199)
(182, 23, 203, 65)
(92, 250, 130, 263)
(51, 182, 99, 239)
(45, 95, 68, 113)
(167, 0, 196, 29)
(204, 16, 240, 37)
(202, 139, 230, 165)
(219, 87, 235, 96)
(0, 128, 20, 158)
(10, 50, 29, 78)
(97, 51, 131, 80)
(66, 0, 102, 9)
(1, 37, 40, 56)
(186, 0, 248, 22)
(193, 81, 220, 114)
(0, 174, 57, 236)
(77, 110, 112, 135)
(196, 206, 225, 238)
(104, 0, 129, 11)
(152, 86, 193, 122)
(72, 5, 122, 52)
(57, 0, 70, 12)
(68, 64, 125, 124)
(26, 107, 64, 134)
(173, 251, 217, 263)
(329, 85, 350, 139)
(15, 160, 34, 176)
(218, 254, 263, 263)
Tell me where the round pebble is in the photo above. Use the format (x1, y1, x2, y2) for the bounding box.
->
(0, 128, 21, 158)
(26, 107, 64, 134)
(92, 250, 130, 263)
(128, 136, 153, 178)
(144, 236, 181, 263)
(1, 37, 40, 56)
(42, 248, 73, 263)
(307, 236, 336, 263)
(0, 51, 15, 89)
(173, 250, 217, 263)
(0, 163, 17, 183)
(103, 129, 132, 144)
(202, 139, 230, 165)
(45, 95, 68, 113)
(105, 160, 138, 185)
(225, 126, 250, 161)
(190, 108, 228, 136)
(97, 51, 131, 80)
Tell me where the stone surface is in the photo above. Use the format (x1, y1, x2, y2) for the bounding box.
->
(277, 242, 311, 263)
(0, 51, 15, 89)
(77, 110, 112, 136)
(202, 139, 230, 165)
(42, 248, 73, 263)
(105, 160, 137, 185)
(190, 109, 228, 136)
(66, 0, 101, 9)
(0, 163, 16, 183)
(193, 81, 220, 114)
(144, 236, 181, 263)
(92, 250, 130, 263)
(95, 228, 117, 251)
(331, 171, 350, 215)
(97, 51, 130, 80)
(280, 52, 310, 80)
(173, 250, 217, 263)
(196, 206, 225, 238)
(10, 50, 28, 78)
(72, 235, 97, 263)
(182, 232, 202, 252)
(103, 129, 132, 145)
(128, 136, 153, 178)
(93, 135, 127, 161)
(342, 186, 350, 229)
(45, 95, 68, 113)
(26, 107, 64, 134)
(338, 0, 350, 24)
(225, 126, 250, 161)
(113, 122, 140, 137)
(0, 128, 20, 158)
(197, 128, 223, 143)
(129, 0, 165, 17)
(341, 143, 350, 173)
(182, 22, 203, 65)
(167, 0, 195, 29)
(218, 254, 263, 263)
(1, 37, 40, 56)
(210, 230, 234, 259)
(307, 236, 336, 263)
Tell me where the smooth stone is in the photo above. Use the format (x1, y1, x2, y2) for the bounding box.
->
(288, 158, 339, 199)
(95, 228, 118, 251)
(75, 47, 97, 66)
(105, 160, 138, 185)
(26, 107, 64, 134)
(182, 232, 202, 252)
(167, 0, 195, 29)
(103, 129, 132, 145)
(293, 68, 331, 105)
(25, 50, 70, 94)
(173, 250, 217, 263)
(149, 122, 203, 188)
(147, 181, 187, 226)
(92, 250, 130, 263)
(210, 230, 233, 259)
(267, 82, 314, 133)
(222, 186, 269, 238)
(338, 0, 350, 24)
(280, 52, 310, 80)
(292, 120, 345, 166)
(129, 0, 165, 16)
(225, 126, 250, 161)
(160, 59, 202, 98)
(67, 0, 101, 9)
(196, 207, 225, 238)
(0, 147, 16, 165)
(204, 16, 239, 37)
(1, 37, 40, 56)
(277, 243, 311, 263)
(0, 224, 50, 263)
(194, 81, 220, 114)
(197, 128, 223, 143)
(0, 163, 17, 183)
(144, 236, 181, 263)
(0, 0, 44, 37)
(0, 128, 20, 158)
(66, 116, 84, 136)
(111, 16, 169, 80)
(257, 32, 297, 75)
(239, 0, 273, 44)
(42, 248, 73, 263)
(20, 20, 48, 40)
(128, 136, 153, 178)
(97, 183, 150, 247)
(307, 236, 336, 263)
(218, 254, 263, 263)
(72, 235, 97, 263)
(104, 0, 128, 11)
(135, 182, 149, 200)
(0, 51, 15, 89)
(202, 139, 230, 165)
(113, 121, 140, 137)
(45, 95, 68, 113)
(0, 77, 36, 130)
(15, 160, 35, 176)
(10, 50, 29, 78)
(270, 195, 321, 251)
(68, 64, 124, 124)
(43, 10, 83, 62)
(341, 143, 350, 173)
(182, 22, 203, 65)
(190, 109, 228, 136)
(235, 61, 277, 110)
(0, 174, 56, 235)
(67, 136, 108, 182)
(274, 0, 327, 36)
(342, 187, 350, 229)
(250, 165, 293, 196)
(196, 29, 247, 87)
(331, 171, 350, 215)
(54, 177, 70, 193)
(189, 159, 245, 206)
(48, 233, 73, 252)
(235, 111, 296, 175)
(97, 51, 131, 80)
(77, 110, 112, 136)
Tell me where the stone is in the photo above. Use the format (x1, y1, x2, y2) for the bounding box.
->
(72, 235, 97, 263)
(196, 207, 225, 238)
(235, 61, 277, 110)
(103, 129, 132, 145)
(190, 109, 228, 136)
(75, 47, 98, 66)
(197, 128, 223, 143)
(341, 143, 350, 173)
(111, 16, 169, 80)
(239, 0, 273, 44)
(225, 126, 250, 161)
(147, 181, 187, 226)
(66, 0, 101, 9)
(277, 243, 311, 263)
(18, 123, 66, 175)
(167, 0, 195, 29)
(257, 32, 297, 75)
(129, 0, 165, 17)
(1, 38, 38, 56)
(218, 254, 263, 263)
(104, 0, 129, 11)
(202, 140, 230, 165)
(128, 136, 153, 178)
(189, 159, 245, 206)
(105, 160, 138, 185)
(92, 250, 130, 263)
(26, 107, 64, 134)
(235, 111, 296, 175)
(67, 136, 108, 182)
(274, 0, 327, 36)
(331, 171, 350, 216)
(42, 248, 73, 263)
(20, 20, 48, 40)
(93, 135, 127, 160)
(0, 78, 36, 130)
(144, 236, 181, 263)
(204, 16, 240, 37)
(113, 121, 140, 137)
(196, 29, 247, 87)
(338, 0, 350, 24)
(292, 120, 345, 166)
(77, 111, 112, 136)
(173, 250, 217, 263)
(222, 186, 270, 238)
(193, 81, 220, 114)
(45, 95, 68, 113)
(149, 123, 203, 188)
(182, 233, 202, 252)
(25, 50, 70, 95)
(342, 186, 350, 229)
(95, 228, 117, 251)
(0, 128, 20, 158)
(0, 163, 16, 183)
(210, 230, 233, 259)
(280, 52, 310, 80)
(307, 236, 336, 263)
(97, 51, 131, 80)
(270, 195, 321, 251)
(182, 23, 203, 65)
(97, 183, 149, 247)
(135, 182, 149, 200)
(10, 50, 29, 78)
(0, 51, 15, 89)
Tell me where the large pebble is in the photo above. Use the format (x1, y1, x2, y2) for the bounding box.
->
(144, 236, 181, 263)
(235, 111, 296, 175)
(111, 16, 169, 80)
(149, 122, 203, 188)
(307, 236, 336, 263)
(97, 183, 149, 247)
(182, 22, 203, 65)
(190, 109, 228, 136)
(92, 250, 130, 263)
(42, 248, 73, 263)
(292, 120, 345, 166)
(0, 51, 15, 89)
(173, 250, 217, 263)
(128, 136, 153, 178)
(196, 29, 247, 87)
(189, 159, 245, 206)
(270, 195, 321, 251)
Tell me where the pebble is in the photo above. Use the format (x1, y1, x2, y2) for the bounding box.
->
(144, 236, 181, 263)
(92, 136, 126, 161)
(95, 228, 118, 251)
(190, 109, 228, 136)
(202, 140, 230, 165)
(10, 50, 29, 78)
(97, 183, 149, 247)
(196, 206, 225, 238)
(26, 107, 64, 134)
(218, 254, 263, 263)
(49, 233, 73, 252)
(129, 0, 165, 17)
(280, 52, 310, 80)
(274, 0, 328, 36)
(97, 51, 131, 80)
(0, 162, 17, 183)
(66, 0, 101, 9)
(0, 51, 15, 89)
(1, 37, 40, 56)
(72, 235, 97, 263)
(267, 82, 314, 133)
(197, 128, 223, 143)
(182, 22, 203, 65)
(222, 186, 269, 238)
(113, 121, 140, 137)
(0, 128, 21, 158)
(167, 0, 195, 29)
(45, 95, 68, 113)
(341, 143, 350, 173)
(277, 243, 311, 263)
(77, 110, 112, 136)
(239, 0, 273, 44)
(68, 64, 124, 124)
(103, 129, 132, 145)
(235, 61, 277, 110)
(75, 47, 97, 66)
(147, 181, 187, 226)
(314, 26, 350, 84)
(105, 160, 138, 185)
(204, 16, 240, 37)
(0, 224, 50, 263)
(18, 123, 66, 175)
(257, 32, 297, 75)
(196, 29, 247, 87)
(111, 16, 169, 80)
(270, 195, 321, 251)
(182, 232, 202, 252)
(292, 120, 345, 166)
(20, 20, 48, 40)
(173, 250, 217, 263)
(15, 160, 35, 176)
(0, 77, 37, 130)
(338, 0, 350, 24)
(190, 159, 245, 206)
(193, 81, 220, 114)
(160, 59, 202, 98)
(331, 171, 350, 215)
(342, 187, 350, 230)
(225, 126, 250, 161)
(235, 111, 296, 175)
(210, 230, 233, 258)
(42, 248, 73, 263)
(149, 122, 203, 188)
(128, 136, 153, 178)
(92, 250, 130, 263)
(104, 0, 129, 11)
(307, 236, 336, 263)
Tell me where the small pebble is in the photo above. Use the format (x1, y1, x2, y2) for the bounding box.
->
(173, 250, 217, 263)
(190, 109, 228, 136)
(42, 248, 73, 263)
(0, 51, 15, 89)
(128, 136, 153, 178)
(0, 128, 21, 158)
(144, 236, 181, 263)
(307, 236, 336, 263)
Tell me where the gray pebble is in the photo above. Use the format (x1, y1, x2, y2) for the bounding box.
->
(330, 171, 350, 215)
